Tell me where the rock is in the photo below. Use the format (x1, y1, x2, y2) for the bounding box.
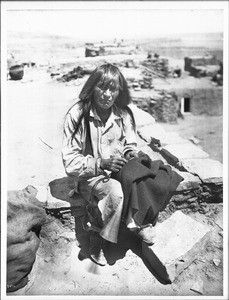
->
(44, 256, 53, 263)
(190, 280, 204, 295)
(162, 132, 190, 146)
(180, 158, 223, 181)
(129, 103, 156, 128)
(142, 211, 210, 283)
(164, 143, 209, 161)
(22, 185, 38, 197)
(197, 257, 206, 263)
(58, 231, 76, 242)
(175, 171, 201, 191)
(46, 185, 71, 209)
(137, 123, 167, 144)
(33, 185, 48, 203)
(199, 206, 210, 214)
(186, 197, 198, 203)
(213, 258, 221, 266)
(137, 124, 166, 143)
(189, 136, 200, 145)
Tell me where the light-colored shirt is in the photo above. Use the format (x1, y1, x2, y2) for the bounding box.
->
(62, 102, 137, 181)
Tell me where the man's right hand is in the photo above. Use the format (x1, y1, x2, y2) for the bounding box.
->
(100, 156, 127, 172)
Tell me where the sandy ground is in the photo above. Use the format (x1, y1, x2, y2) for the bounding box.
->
(160, 114, 223, 163)
(4, 67, 224, 297)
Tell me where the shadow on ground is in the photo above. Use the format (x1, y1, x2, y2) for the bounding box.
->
(47, 177, 171, 285)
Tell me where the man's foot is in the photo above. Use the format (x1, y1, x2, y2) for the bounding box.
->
(134, 224, 156, 245)
(89, 246, 107, 266)
(89, 232, 107, 266)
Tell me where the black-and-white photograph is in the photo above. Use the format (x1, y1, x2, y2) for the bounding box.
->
(1, 1, 228, 299)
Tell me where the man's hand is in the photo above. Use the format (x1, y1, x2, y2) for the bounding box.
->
(125, 150, 138, 160)
(100, 156, 127, 172)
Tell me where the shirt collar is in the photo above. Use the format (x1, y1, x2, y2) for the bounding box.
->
(90, 105, 122, 122)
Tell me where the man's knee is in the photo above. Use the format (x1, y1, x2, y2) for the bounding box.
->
(93, 178, 123, 203)
(109, 179, 123, 204)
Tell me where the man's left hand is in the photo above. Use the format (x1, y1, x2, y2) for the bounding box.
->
(125, 151, 138, 160)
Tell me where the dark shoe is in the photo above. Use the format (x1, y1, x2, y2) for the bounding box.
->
(134, 224, 156, 245)
(89, 246, 107, 266)
(89, 232, 107, 266)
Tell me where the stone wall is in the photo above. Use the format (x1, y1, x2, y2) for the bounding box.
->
(174, 88, 223, 116)
(184, 56, 220, 78)
(184, 56, 218, 69)
(132, 91, 179, 123)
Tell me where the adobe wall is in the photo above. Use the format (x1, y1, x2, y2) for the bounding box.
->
(173, 87, 223, 116)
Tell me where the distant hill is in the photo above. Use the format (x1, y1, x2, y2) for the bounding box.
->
(7, 31, 223, 66)
(133, 32, 223, 60)
(7, 31, 86, 65)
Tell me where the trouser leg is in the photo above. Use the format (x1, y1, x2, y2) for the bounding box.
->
(78, 176, 124, 243)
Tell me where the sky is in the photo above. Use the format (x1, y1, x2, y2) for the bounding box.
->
(3, 2, 226, 41)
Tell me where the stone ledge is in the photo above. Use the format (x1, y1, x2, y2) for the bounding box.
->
(129, 103, 156, 128)
(175, 171, 201, 191)
(137, 123, 167, 143)
(164, 143, 209, 160)
(142, 211, 210, 283)
(180, 158, 223, 182)
(137, 125, 191, 147)
(161, 132, 192, 146)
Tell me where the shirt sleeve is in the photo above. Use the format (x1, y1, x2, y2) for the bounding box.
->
(62, 109, 99, 179)
(122, 112, 138, 155)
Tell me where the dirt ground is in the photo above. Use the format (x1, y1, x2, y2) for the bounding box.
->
(4, 67, 225, 297)
(160, 114, 223, 163)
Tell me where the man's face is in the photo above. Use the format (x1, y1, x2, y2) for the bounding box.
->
(94, 83, 119, 110)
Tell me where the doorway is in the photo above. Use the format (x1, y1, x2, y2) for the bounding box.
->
(181, 97, 191, 114)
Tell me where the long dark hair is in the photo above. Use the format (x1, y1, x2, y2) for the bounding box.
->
(69, 63, 136, 141)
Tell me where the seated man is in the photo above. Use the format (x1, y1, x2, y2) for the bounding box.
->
(62, 63, 183, 266)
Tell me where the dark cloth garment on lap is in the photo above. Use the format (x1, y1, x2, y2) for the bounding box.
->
(7, 187, 47, 293)
(112, 151, 184, 226)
